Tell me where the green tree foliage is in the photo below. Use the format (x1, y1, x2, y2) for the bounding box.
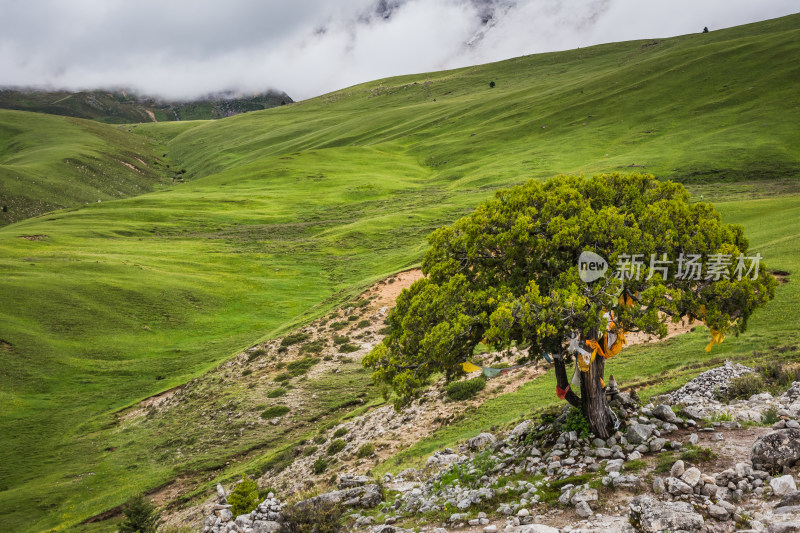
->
(228, 478, 260, 517)
(119, 494, 159, 533)
(364, 173, 775, 437)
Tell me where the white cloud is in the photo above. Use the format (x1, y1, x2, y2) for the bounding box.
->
(0, 0, 796, 100)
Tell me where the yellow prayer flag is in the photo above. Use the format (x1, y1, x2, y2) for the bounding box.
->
(462, 361, 482, 373)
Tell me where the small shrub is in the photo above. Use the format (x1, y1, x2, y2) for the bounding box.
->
(333, 335, 349, 345)
(762, 407, 780, 425)
(356, 443, 375, 458)
(242, 369, 252, 377)
(564, 407, 591, 440)
(758, 361, 797, 389)
(681, 444, 718, 464)
(378, 326, 392, 335)
(247, 348, 266, 362)
(489, 81, 496, 88)
(119, 494, 158, 533)
(313, 434, 327, 444)
(655, 452, 677, 473)
(708, 411, 733, 422)
(726, 373, 766, 400)
(228, 478, 260, 517)
(356, 320, 371, 329)
(287, 357, 319, 376)
(303, 445, 318, 456)
(333, 427, 348, 438)
(446, 377, 486, 401)
(281, 499, 343, 533)
(312, 457, 328, 474)
(330, 321, 349, 331)
(347, 315, 359, 322)
(353, 298, 370, 308)
(275, 372, 291, 382)
(281, 332, 311, 347)
(261, 405, 290, 419)
(267, 388, 287, 398)
(338, 343, 360, 353)
(623, 459, 647, 472)
(327, 439, 346, 455)
(300, 339, 326, 355)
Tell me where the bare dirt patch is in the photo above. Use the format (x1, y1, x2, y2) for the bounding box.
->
(119, 160, 142, 173)
(118, 385, 181, 421)
(17, 234, 48, 241)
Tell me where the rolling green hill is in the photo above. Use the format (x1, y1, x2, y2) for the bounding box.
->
(0, 88, 293, 124)
(0, 110, 172, 226)
(0, 13, 799, 532)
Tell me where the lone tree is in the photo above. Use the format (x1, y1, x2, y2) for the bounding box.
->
(364, 173, 775, 438)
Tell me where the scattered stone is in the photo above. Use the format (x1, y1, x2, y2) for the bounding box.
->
(575, 500, 593, 518)
(778, 491, 800, 508)
(509, 525, 560, 533)
(680, 467, 702, 487)
(652, 404, 679, 424)
(768, 522, 800, 533)
(338, 474, 371, 488)
(670, 459, 685, 478)
(296, 484, 382, 510)
(708, 504, 730, 521)
(626, 423, 653, 444)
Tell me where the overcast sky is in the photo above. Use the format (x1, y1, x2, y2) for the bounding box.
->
(0, 0, 797, 101)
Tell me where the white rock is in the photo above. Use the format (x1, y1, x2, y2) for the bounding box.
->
(681, 467, 702, 487)
(770, 475, 798, 496)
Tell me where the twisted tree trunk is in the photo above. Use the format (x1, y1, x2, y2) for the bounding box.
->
(579, 354, 615, 439)
(552, 348, 616, 438)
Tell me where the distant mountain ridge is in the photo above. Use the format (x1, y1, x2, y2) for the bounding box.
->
(0, 87, 293, 123)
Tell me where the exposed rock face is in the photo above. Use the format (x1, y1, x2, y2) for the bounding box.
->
(628, 495, 704, 532)
(752, 429, 800, 473)
(338, 474, 371, 488)
(296, 483, 382, 510)
(468, 432, 497, 450)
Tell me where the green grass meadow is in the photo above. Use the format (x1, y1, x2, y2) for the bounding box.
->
(0, 13, 799, 531)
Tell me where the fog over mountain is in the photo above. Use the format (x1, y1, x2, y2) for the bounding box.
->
(0, 0, 796, 100)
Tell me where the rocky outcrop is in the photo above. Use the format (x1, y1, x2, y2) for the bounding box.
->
(752, 429, 800, 473)
(296, 484, 382, 510)
(628, 495, 704, 532)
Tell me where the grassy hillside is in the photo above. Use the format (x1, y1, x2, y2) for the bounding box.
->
(0, 110, 171, 225)
(0, 13, 799, 532)
(0, 88, 293, 124)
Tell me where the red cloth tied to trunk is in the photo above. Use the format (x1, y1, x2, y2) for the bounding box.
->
(556, 385, 570, 400)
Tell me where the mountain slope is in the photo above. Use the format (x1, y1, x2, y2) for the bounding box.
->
(0, 110, 170, 226)
(0, 88, 293, 124)
(0, 13, 798, 532)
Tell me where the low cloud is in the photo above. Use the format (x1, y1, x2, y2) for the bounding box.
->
(0, 0, 796, 100)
